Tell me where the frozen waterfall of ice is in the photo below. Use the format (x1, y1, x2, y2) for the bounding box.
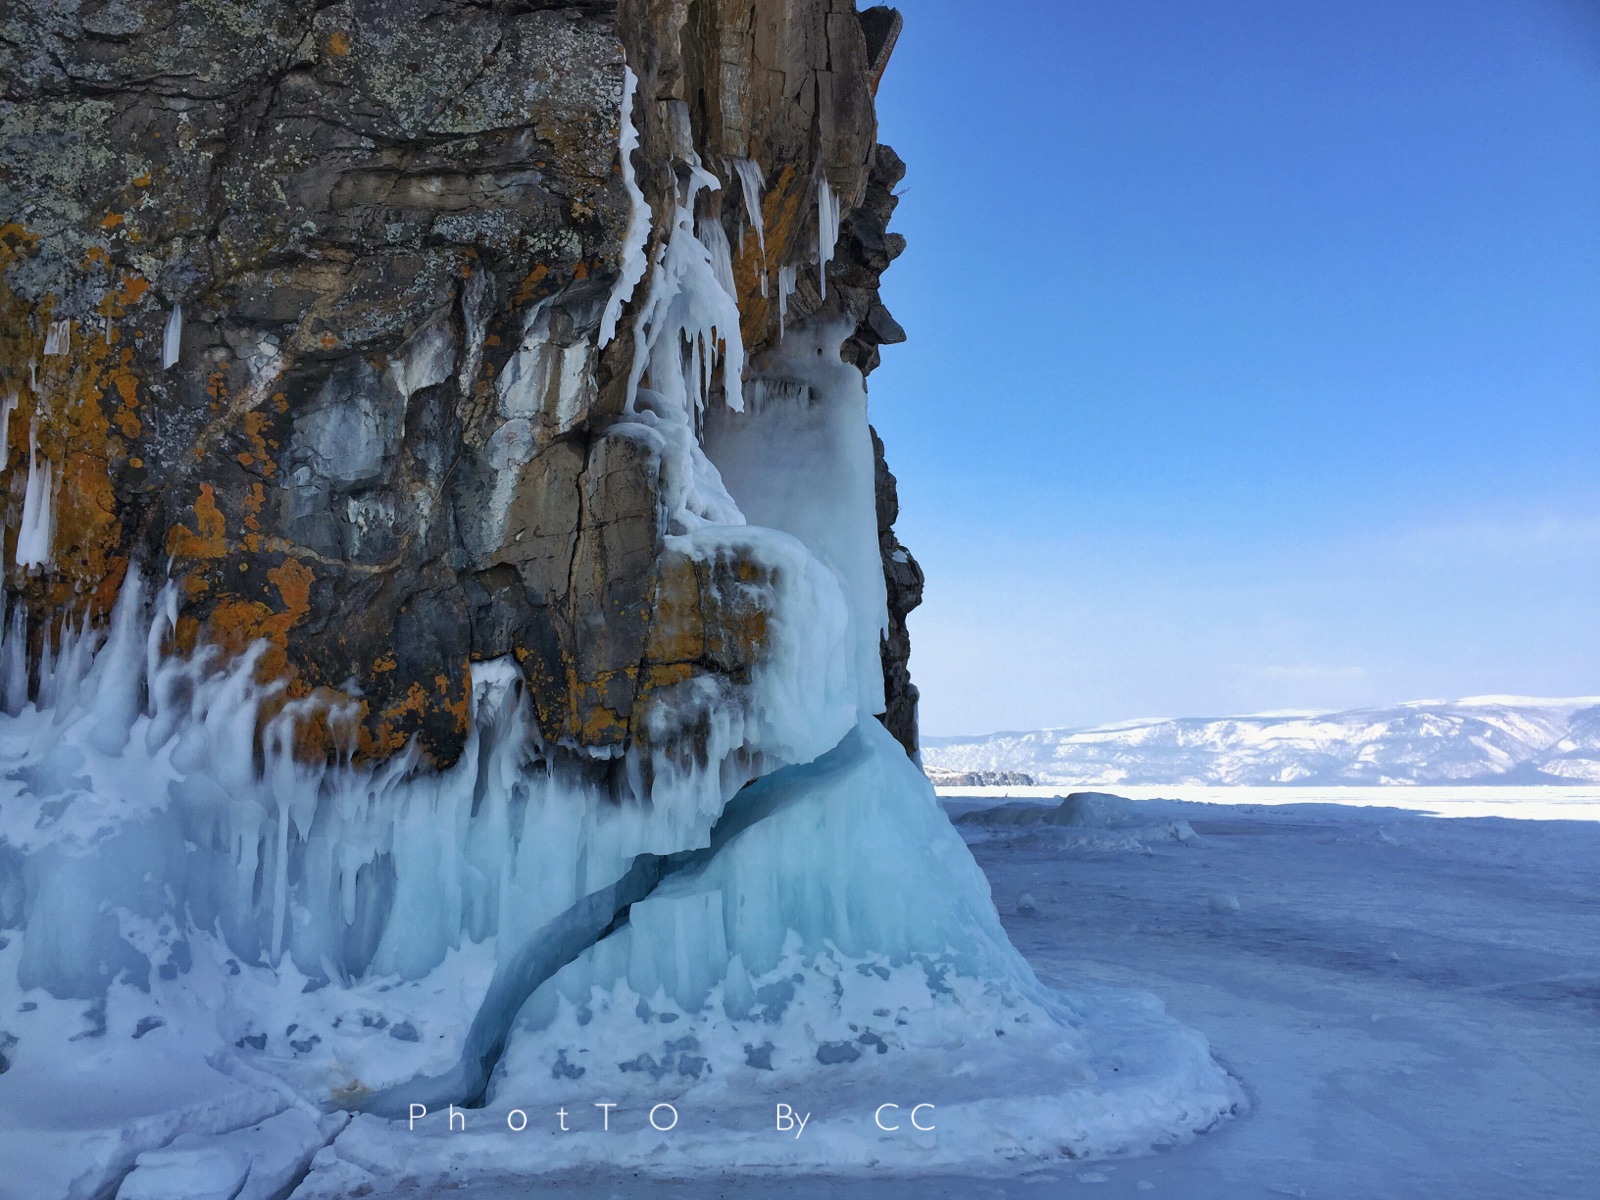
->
(707, 316, 889, 716)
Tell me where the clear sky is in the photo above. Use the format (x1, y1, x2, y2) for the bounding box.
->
(866, 0, 1600, 737)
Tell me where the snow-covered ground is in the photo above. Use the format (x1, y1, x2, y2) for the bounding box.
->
(385, 788, 1599, 1199)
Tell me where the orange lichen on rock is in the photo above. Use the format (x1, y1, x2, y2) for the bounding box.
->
(265, 558, 315, 634)
(1, 234, 135, 616)
(240, 410, 277, 476)
(167, 484, 228, 560)
(511, 263, 550, 308)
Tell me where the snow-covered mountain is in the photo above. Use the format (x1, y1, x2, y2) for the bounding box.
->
(922, 697, 1600, 786)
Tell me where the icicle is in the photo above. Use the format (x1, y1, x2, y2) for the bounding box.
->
(816, 178, 841, 300)
(82, 571, 149, 755)
(162, 302, 182, 369)
(730, 157, 767, 268)
(2, 602, 27, 715)
(695, 216, 737, 301)
(42, 319, 70, 357)
(0, 391, 16, 472)
(35, 618, 56, 711)
(16, 423, 55, 570)
(51, 608, 97, 721)
(614, 126, 749, 528)
(777, 264, 797, 337)
(598, 66, 652, 348)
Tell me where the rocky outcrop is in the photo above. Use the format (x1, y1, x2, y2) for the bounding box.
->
(1, 0, 918, 770)
(873, 424, 922, 757)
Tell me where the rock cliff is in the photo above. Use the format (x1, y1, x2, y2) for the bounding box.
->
(0, 0, 919, 770)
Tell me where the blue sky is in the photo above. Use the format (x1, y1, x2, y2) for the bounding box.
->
(866, 0, 1600, 737)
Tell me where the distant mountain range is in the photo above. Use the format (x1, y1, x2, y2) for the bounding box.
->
(921, 697, 1600, 786)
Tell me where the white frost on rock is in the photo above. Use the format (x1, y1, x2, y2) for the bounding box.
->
(15, 422, 55, 569)
(598, 66, 652, 348)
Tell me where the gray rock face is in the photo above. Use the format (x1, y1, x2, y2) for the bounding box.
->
(1, 0, 920, 774)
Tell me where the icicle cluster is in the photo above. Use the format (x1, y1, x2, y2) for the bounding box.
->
(15, 422, 54, 570)
(730, 157, 768, 296)
(816, 178, 841, 299)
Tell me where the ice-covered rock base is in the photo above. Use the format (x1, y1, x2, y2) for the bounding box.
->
(0, 594, 1236, 1198)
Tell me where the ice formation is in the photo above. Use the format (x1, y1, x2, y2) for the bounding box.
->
(598, 67, 652, 349)
(0, 573, 1234, 1193)
(706, 317, 889, 714)
(0, 66, 1236, 1200)
(816, 178, 841, 299)
(0, 391, 16, 472)
(729, 156, 769, 295)
(776, 262, 796, 335)
(162, 302, 183, 370)
(41, 318, 69, 357)
(15, 423, 54, 569)
(696, 215, 738, 301)
(615, 134, 750, 531)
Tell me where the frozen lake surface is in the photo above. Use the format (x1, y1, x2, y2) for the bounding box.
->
(405, 790, 1599, 1199)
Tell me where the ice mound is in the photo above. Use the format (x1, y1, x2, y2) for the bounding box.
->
(955, 792, 1198, 850)
(303, 722, 1239, 1187)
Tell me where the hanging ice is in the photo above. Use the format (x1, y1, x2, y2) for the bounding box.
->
(615, 136, 751, 530)
(41, 319, 69, 356)
(730, 158, 767, 259)
(15, 423, 55, 569)
(816, 177, 841, 299)
(729, 157, 768, 296)
(776, 263, 796, 336)
(1, 600, 25, 714)
(695, 215, 737, 301)
(0, 391, 16, 472)
(162, 302, 183, 369)
(598, 67, 653, 348)
(706, 317, 889, 715)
